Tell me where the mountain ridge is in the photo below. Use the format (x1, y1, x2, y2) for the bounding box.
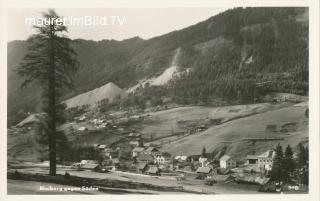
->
(7, 7, 308, 126)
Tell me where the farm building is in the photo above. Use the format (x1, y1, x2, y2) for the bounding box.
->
(220, 155, 236, 169)
(258, 150, 275, 171)
(246, 155, 259, 165)
(129, 140, 140, 147)
(137, 153, 154, 163)
(199, 157, 208, 167)
(154, 153, 171, 164)
(132, 147, 145, 157)
(97, 144, 107, 150)
(196, 167, 213, 177)
(81, 163, 99, 171)
(78, 126, 88, 131)
(148, 166, 160, 175)
(112, 158, 120, 165)
(135, 162, 148, 174)
(175, 155, 188, 162)
(144, 147, 160, 156)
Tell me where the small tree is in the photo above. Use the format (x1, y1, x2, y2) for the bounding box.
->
(201, 146, 206, 157)
(296, 143, 309, 185)
(283, 145, 295, 181)
(270, 144, 284, 182)
(297, 143, 308, 168)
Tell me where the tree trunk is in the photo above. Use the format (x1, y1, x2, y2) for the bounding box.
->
(48, 27, 57, 176)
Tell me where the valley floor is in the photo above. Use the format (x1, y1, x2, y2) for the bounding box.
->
(7, 164, 262, 194)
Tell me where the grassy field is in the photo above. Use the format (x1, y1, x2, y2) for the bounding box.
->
(160, 104, 308, 159)
(137, 103, 289, 140)
(7, 102, 307, 162)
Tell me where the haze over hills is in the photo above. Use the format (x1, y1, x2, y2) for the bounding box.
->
(7, 7, 308, 126)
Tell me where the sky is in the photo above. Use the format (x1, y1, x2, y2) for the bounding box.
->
(7, 7, 229, 41)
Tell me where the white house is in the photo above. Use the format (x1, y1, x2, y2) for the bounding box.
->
(220, 155, 236, 169)
(199, 157, 208, 167)
(257, 150, 276, 170)
(154, 153, 171, 164)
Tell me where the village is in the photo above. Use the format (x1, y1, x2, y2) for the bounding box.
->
(7, 93, 309, 194)
(66, 131, 301, 192)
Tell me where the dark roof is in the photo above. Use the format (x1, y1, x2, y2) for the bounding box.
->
(162, 152, 172, 158)
(246, 155, 258, 160)
(137, 153, 154, 161)
(145, 147, 159, 153)
(196, 167, 212, 174)
(135, 162, 148, 170)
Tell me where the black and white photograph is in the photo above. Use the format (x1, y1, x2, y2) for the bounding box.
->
(1, 0, 319, 199)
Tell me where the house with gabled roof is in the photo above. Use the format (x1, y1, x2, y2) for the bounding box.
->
(135, 162, 148, 173)
(220, 155, 236, 169)
(148, 166, 160, 175)
(258, 150, 276, 171)
(196, 167, 213, 178)
(144, 147, 160, 156)
(246, 155, 259, 165)
(132, 147, 145, 157)
(154, 152, 172, 165)
(137, 153, 154, 163)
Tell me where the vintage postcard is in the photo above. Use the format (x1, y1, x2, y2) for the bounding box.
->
(0, 0, 319, 201)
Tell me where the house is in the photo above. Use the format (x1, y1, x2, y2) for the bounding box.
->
(234, 173, 271, 185)
(97, 144, 107, 150)
(154, 153, 171, 164)
(80, 160, 97, 165)
(93, 144, 99, 149)
(246, 155, 259, 165)
(258, 150, 276, 171)
(126, 132, 141, 139)
(144, 147, 160, 156)
(81, 163, 99, 171)
(132, 147, 145, 157)
(148, 166, 160, 175)
(137, 153, 154, 163)
(220, 155, 236, 169)
(199, 157, 208, 167)
(195, 125, 207, 132)
(71, 162, 82, 169)
(78, 116, 86, 121)
(135, 162, 148, 174)
(129, 141, 140, 147)
(78, 126, 88, 131)
(186, 155, 200, 162)
(112, 158, 120, 166)
(196, 166, 213, 176)
(143, 142, 151, 148)
(175, 155, 188, 162)
(104, 148, 113, 157)
(182, 166, 193, 172)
